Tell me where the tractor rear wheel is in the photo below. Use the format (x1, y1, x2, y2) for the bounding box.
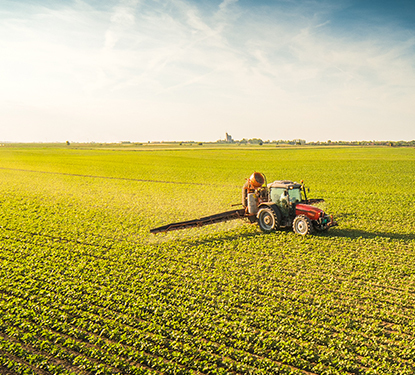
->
(293, 215, 313, 236)
(257, 208, 279, 233)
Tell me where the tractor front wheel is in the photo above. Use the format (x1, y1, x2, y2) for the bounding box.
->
(257, 208, 279, 233)
(293, 215, 313, 236)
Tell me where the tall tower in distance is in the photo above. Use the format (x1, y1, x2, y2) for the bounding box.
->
(225, 132, 233, 143)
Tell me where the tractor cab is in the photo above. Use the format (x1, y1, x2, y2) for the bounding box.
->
(268, 180, 305, 216)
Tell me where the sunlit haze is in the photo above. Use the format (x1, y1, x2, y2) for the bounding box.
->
(1, 0, 414, 142)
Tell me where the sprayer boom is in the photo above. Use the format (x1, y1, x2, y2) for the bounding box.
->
(149, 209, 246, 234)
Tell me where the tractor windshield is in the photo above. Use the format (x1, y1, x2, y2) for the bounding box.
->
(288, 188, 302, 203)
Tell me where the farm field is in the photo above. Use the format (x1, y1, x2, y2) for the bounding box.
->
(0, 144, 415, 375)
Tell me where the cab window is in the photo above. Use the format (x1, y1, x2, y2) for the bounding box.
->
(270, 188, 286, 204)
(288, 188, 302, 203)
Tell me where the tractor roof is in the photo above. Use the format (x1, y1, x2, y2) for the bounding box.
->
(267, 180, 302, 189)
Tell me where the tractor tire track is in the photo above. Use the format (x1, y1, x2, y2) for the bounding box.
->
(0, 167, 220, 187)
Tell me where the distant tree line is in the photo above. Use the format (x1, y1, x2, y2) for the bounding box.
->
(216, 138, 308, 145)
(307, 140, 415, 147)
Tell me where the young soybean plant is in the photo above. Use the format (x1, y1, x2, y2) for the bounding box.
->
(1, 145, 415, 375)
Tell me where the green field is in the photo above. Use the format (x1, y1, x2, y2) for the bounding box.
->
(0, 144, 415, 375)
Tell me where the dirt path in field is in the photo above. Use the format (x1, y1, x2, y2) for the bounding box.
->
(0, 167, 213, 186)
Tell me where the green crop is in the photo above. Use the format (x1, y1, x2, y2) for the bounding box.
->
(0, 144, 414, 374)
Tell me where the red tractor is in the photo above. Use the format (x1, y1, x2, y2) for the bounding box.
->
(242, 172, 337, 235)
(150, 172, 337, 236)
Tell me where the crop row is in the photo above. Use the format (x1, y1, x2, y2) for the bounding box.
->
(1, 236, 415, 374)
(1, 146, 415, 374)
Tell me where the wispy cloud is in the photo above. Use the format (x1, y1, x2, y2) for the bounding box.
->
(219, 0, 238, 11)
(0, 0, 414, 142)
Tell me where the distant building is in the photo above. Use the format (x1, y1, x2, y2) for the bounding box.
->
(225, 132, 233, 143)
(293, 139, 306, 145)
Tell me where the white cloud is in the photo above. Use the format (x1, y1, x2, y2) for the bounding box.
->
(0, 0, 414, 142)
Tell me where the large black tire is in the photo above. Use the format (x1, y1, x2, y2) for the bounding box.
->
(257, 208, 280, 233)
(293, 215, 313, 236)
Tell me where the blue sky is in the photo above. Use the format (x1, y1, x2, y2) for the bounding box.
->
(1, 0, 414, 142)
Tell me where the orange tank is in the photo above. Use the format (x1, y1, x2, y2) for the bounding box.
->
(249, 172, 265, 188)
